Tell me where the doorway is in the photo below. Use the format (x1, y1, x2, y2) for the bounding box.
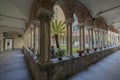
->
(5, 38, 14, 50)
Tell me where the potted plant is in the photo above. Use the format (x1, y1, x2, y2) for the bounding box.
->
(86, 48, 90, 53)
(55, 48, 65, 60)
(100, 47, 102, 50)
(94, 47, 97, 51)
(31, 48, 35, 53)
(77, 50, 84, 56)
(104, 46, 106, 48)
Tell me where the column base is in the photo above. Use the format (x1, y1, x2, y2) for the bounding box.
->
(66, 54, 74, 58)
(38, 60, 53, 65)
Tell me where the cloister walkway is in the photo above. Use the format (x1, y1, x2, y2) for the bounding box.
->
(0, 50, 32, 80)
(68, 50, 120, 80)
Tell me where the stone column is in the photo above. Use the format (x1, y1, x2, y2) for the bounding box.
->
(113, 34, 115, 45)
(110, 33, 112, 46)
(86, 26, 93, 49)
(117, 35, 118, 45)
(66, 20, 73, 58)
(93, 30, 97, 48)
(99, 31, 102, 47)
(111, 33, 113, 46)
(113, 34, 114, 45)
(114, 34, 115, 45)
(90, 28, 94, 49)
(97, 30, 100, 48)
(112, 33, 114, 45)
(32, 25, 36, 53)
(78, 23, 84, 50)
(0, 32, 3, 52)
(115, 35, 117, 45)
(30, 28, 33, 49)
(104, 31, 107, 47)
(82, 26, 85, 50)
(108, 32, 110, 47)
(101, 31, 104, 47)
(79, 27, 82, 50)
(33, 20, 39, 53)
(29, 24, 34, 49)
(116, 35, 118, 45)
(117, 34, 119, 44)
(88, 29, 91, 49)
(115, 35, 116, 45)
(38, 13, 52, 64)
(109, 33, 111, 46)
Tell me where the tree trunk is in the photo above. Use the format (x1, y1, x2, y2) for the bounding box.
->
(55, 34, 60, 48)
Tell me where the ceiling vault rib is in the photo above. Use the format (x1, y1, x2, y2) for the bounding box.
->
(97, 5, 120, 16)
(0, 14, 27, 22)
(0, 25, 24, 29)
(116, 27, 120, 29)
(112, 21, 120, 24)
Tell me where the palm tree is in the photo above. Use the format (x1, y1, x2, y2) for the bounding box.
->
(51, 20, 66, 48)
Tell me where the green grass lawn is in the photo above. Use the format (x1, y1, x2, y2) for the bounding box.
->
(59, 46, 79, 54)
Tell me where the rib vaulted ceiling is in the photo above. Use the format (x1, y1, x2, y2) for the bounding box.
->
(0, 0, 120, 33)
(78, 0, 120, 31)
(0, 0, 33, 33)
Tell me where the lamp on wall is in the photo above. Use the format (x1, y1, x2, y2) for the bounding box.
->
(93, 18, 96, 22)
(3, 32, 7, 37)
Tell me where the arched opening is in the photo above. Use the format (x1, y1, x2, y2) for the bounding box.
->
(50, 4, 67, 58)
(84, 22, 90, 49)
(72, 14, 79, 53)
(2, 31, 23, 50)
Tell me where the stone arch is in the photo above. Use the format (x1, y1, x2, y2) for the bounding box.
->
(57, 0, 75, 21)
(94, 16, 108, 30)
(28, 0, 94, 26)
(73, 0, 93, 26)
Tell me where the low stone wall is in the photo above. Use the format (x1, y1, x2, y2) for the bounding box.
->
(23, 46, 119, 80)
(23, 47, 39, 80)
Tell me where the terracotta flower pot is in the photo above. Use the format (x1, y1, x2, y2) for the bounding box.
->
(104, 46, 106, 48)
(100, 47, 102, 50)
(86, 49, 90, 53)
(77, 50, 84, 56)
(58, 57, 62, 60)
(94, 48, 97, 51)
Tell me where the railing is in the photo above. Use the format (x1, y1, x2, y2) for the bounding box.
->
(23, 45, 120, 80)
(23, 46, 39, 80)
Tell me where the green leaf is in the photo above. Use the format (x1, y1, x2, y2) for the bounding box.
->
(50, 20, 66, 36)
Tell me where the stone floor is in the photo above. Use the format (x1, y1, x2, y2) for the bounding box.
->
(68, 50, 120, 80)
(0, 50, 32, 80)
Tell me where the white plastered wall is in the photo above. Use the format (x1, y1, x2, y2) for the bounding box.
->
(14, 37, 23, 49)
(7, 32, 23, 49)
(0, 32, 3, 51)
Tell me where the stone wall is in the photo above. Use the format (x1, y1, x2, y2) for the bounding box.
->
(23, 46, 119, 80)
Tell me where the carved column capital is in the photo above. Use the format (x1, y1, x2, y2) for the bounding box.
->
(78, 23, 85, 28)
(33, 20, 40, 26)
(38, 7, 54, 18)
(86, 26, 93, 30)
(65, 18, 74, 26)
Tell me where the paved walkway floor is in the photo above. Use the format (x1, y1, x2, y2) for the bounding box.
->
(68, 50, 120, 80)
(0, 50, 32, 80)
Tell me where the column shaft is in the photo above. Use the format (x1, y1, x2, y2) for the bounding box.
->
(67, 23, 73, 57)
(33, 25, 36, 53)
(82, 27, 85, 50)
(88, 29, 91, 49)
(38, 14, 51, 64)
(79, 27, 82, 50)
(91, 29, 94, 49)
(94, 30, 97, 48)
